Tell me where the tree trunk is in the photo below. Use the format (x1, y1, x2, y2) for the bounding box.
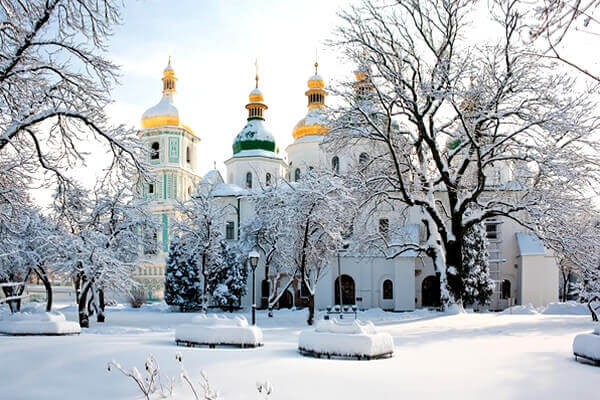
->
(444, 240, 464, 305)
(33, 266, 52, 312)
(560, 268, 569, 302)
(307, 294, 315, 326)
(201, 251, 208, 313)
(78, 281, 92, 328)
(97, 289, 105, 323)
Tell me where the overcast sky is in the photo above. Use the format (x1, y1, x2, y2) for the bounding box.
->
(106, 0, 351, 176)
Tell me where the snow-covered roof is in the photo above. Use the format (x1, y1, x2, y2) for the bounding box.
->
(142, 93, 179, 119)
(201, 169, 224, 185)
(516, 232, 546, 256)
(211, 183, 248, 197)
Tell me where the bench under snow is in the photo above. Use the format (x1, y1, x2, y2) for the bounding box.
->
(573, 324, 600, 366)
(0, 311, 80, 336)
(175, 314, 263, 348)
(298, 319, 394, 360)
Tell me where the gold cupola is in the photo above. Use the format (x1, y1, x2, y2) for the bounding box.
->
(246, 68, 268, 120)
(292, 61, 328, 140)
(141, 57, 181, 129)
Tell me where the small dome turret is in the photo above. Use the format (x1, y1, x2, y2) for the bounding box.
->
(292, 61, 328, 141)
(141, 57, 187, 130)
(232, 65, 277, 155)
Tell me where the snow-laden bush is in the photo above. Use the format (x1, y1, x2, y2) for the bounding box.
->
(0, 310, 80, 335)
(299, 318, 394, 359)
(573, 327, 600, 365)
(176, 314, 263, 347)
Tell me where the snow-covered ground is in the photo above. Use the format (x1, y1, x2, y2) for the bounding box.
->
(0, 304, 597, 400)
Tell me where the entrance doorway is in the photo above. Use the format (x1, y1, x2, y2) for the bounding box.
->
(334, 274, 356, 305)
(421, 275, 441, 307)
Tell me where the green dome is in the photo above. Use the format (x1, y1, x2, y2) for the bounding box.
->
(232, 119, 276, 154)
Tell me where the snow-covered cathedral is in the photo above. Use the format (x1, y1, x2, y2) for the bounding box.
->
(135, 59, 559, 311)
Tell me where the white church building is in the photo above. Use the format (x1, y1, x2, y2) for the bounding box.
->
(135, 59, 559, 311)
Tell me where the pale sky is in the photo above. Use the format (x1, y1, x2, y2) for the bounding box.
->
(106, 0, 351, 177)
(99, 0, 597, 184)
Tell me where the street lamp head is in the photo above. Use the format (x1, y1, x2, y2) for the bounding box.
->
(248, 250, 260, 268)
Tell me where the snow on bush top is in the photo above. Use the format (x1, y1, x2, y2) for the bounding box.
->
(1, 311, 67, 322)
(191, 314, 249, 328)
(315, 319, 377, 335)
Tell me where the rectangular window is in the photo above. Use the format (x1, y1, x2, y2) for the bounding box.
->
(225, 221, 235, 240)
(486, 223, 499, 240)
(379, 218, 389, 238)
(168, 137, 179, 163)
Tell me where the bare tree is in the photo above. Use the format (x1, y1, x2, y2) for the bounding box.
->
(329, 0, 600, 307)
(0, 0, 150, 208)
(251, 171, 357, 325)
(56, 185, 157, 327)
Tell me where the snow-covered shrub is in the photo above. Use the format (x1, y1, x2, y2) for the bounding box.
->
(176, 314, 263, 347)
(573, 331, 600, 364)
(299, 319, 394, 359)
(0, 308, 80, 335)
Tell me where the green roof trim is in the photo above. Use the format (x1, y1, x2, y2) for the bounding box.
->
(233, 139, 276, 154)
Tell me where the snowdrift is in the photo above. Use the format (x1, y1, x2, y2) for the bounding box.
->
(573, 325, 600, 366)
(298, 319, 394, 360)
(542, 302, 590, 316)
(175, 314, 263, 348)
(500, 304, 539, 315)
(0, 311, 80, 336)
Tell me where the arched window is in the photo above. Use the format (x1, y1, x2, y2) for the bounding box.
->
(294, 168, 301, 182)
(331, 156, 339, 174)
(501, 280, 511, 299)
(246, 172, 253, 189)
(359, 152, 369, 165)
(151, 142, 160, 160)
(265, 172, 272, 186)
(187, 186, 193, 196)
(383, 280, 393, 300)
(186, 146, 191, 163)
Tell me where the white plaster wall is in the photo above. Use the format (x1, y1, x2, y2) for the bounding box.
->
(225, 156, 285, 188)
(519, 254, 559, 307)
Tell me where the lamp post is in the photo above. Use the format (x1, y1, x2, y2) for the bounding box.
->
(248, 250, 260, 325)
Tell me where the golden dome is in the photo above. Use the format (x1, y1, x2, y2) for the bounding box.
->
(141, 58, 184, 130)
(292, 62, 328, 140)
(248, 88, 264, 103)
